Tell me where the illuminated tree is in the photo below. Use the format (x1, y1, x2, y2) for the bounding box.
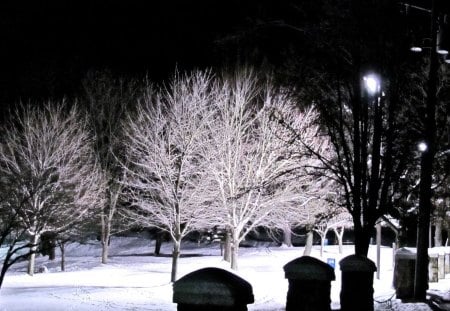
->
(121, 71, 216, 282)
(0, 103, 103, 276)
(204, 71, 324, 269)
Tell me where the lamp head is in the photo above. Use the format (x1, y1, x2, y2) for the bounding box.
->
(437, 25, 449, 55)
(418, 142, 428, 152)
(363, 74, 380, 95)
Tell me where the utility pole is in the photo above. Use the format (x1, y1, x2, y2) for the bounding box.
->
(414, 0, 439, 300)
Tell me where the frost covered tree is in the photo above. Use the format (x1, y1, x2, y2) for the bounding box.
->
(121, 71, 217, 282)
(313, 202, 353, 256)
(0, 103, 104, 276)
(204, 72, 323, 270)
(259, 102, 338, 256)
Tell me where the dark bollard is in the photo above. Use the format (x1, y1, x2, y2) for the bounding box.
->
(283, 256, 335, 311)
(393, 248, 416, 300)
(173, 267, 254, 311)
(340, 255, 377, 311)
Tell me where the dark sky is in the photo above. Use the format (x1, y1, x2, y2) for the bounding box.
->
(0, 0, 257, 103)
(0, 0, 448, 105)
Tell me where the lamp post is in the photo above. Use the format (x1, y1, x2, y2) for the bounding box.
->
(401, 0, 447, 299)
(363, 73, 382, 281)
(411, 0, 439, 300)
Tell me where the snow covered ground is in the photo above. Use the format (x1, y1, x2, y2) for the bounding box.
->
(0, 236, 448, 310)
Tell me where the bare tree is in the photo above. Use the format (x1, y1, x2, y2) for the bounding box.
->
(262, 175, 337, 256)
(261, 102, 340, 257)
(0, 102, 104, 276)
(54, 209, 100, 272)
(204, 72, 323, 270)
(82, 70, 141, 264)
(313, 203, 353, 256)
(286, 180, 353, 257)
(121, 71, 216, 282)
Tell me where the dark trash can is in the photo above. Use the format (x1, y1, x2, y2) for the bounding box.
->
(393, 247, 416, 300)
(173, 267, 254, 311)
(340, 255, 377, 311)
(283, 256, 336, 311)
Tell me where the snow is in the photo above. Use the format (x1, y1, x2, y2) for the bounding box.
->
(0, 237, 448, 311)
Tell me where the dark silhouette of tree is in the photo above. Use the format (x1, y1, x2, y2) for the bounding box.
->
(222, 0, 425, 257)
(0, 188, 33, 289)
(81, 70, 142, 264)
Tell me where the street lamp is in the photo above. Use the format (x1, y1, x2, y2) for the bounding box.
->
(408, 4, 448, 56)
(363, 74, 380, 96)
(404, 0, 441, 300)
(418, 142, 428, 152)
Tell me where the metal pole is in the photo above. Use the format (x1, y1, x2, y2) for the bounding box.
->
(414, 0, 439, 300)
(376, 222, 381, 279)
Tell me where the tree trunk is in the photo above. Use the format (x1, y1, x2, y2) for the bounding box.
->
(354, 225, 371, 256)
(101, 214, 111, 264)
(398, 219, 408, 248)
(334, 227, 345, 254)
(230, 237, 239, 270)
(41, 233, 56, 260)
(320, 235, 324, 257)
(320, 230, 328, 258)
(155, 230, 164, 255)
(303, 230, 313, 256)
(27, 234, 40, 276)
(49, 244, 56, 261)
(0, 260, 7, 289)
(60, 242, 66, 272)
(101, 237, 110, 264)
(223, 230, 232, 262)
(0, 250, 12, 289)
(434, 216, 443, 247)
(170, 240, 181, 282)
(283, 224, 292, 247)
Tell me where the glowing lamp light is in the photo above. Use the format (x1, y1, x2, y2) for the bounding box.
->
(437, 48, 449, 55)
(437, 30, 449, 55)
(410, 46, 423, 53)
(418, 142, 428, 152)
(363, 74, 380, 95)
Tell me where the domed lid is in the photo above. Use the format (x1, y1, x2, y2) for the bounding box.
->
(395, 247, 417, 259)
(339, 255, 377, 272)
(173, 267, 254, 305)
(283, 256, 336, 281)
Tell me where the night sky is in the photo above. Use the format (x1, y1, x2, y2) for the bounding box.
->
(0, 0, 260, 103)
(0, 0, 448, 106)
